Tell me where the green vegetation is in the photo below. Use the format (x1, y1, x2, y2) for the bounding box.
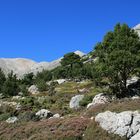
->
(0, 22, 140, 140)
(95, 23, 140, 97)
(0, 69, 6, 93)
(2, 72, 20, 96)
(79, 95, 93, 107)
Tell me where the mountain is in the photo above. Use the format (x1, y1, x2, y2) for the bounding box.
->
(0, 58, 36, 78)
(0, 50, 85, 78)
(133, 24, 140, 36)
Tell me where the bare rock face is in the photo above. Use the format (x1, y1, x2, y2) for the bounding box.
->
(28, 85, 39, 95)
(74, 50, 85, 57)
(126, 76, 139, 87)
(69, 95, 84, 109)
(133, 24, 140, 37)
(0, 58, 36, 78)
(87, 93, 110, 108)
(6, 116, 18, 123)
(36, 109, 53, 119)
(0, 50, 85, 78)
(95, 111, 140, 139)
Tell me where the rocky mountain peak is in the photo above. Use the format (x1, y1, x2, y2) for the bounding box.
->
(133, 24, 140, 30)
(133, 24, 140, 36)
(0, 50, 86, 78)
(74, 50, 86, 57)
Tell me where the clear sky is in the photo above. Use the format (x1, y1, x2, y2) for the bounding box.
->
(0, 0, 140, 62)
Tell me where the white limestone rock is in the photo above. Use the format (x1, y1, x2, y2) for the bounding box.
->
(126, 76, 139, 87)
(78, 88, 89, 93)
(53, 113, 60, 118)
(49, 113, 61, 119)
(36, 109, 53, 119)
(6, 117, 18, 123)
(28, 85, 39, 95)
(131, 95, 140, 100)
(55, 79, 66, 84)
(87, 93, 110, 108)
(130, 129, 140, 140)
(12, 96, 22, 100)
(95, 111, 140, 139)
(69, 95, 84, 109)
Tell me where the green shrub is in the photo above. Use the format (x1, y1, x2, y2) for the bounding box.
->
(0, 69, 6, 93)
(21, 73, 34, 86)
(19, 84, 29, 96)
(2, 72, 20, 96)
(18, 111, 40, 122)
(36, 80, 48, 92)
(0, 113, 11, 121)
(79, 95, 94, 107)
(35, 70, 52, 82)
(20, 97, 35, 106)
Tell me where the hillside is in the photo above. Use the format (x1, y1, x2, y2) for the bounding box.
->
(0, 51, 85, 78)
(1, 23, 140, 140)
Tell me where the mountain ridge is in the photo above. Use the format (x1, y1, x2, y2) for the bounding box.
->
(0, 50, 85, 78)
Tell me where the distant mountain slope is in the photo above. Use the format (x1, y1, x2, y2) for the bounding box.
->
(0, 58, 36, 78)
(0, 50, 85, 78)
(133, 24, 140, 36)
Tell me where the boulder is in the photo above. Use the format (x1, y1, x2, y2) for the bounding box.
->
(49, 113, 61, 119)
(78, 88, 89, 94)
(56, 79, 66, 84)
(18, 92, 23, 96)
(87, 93, 109, 108)
(53, 113, 60, 118)
(28, 85, 39, 95)
(132, 95, 140, 100)
(69, 95, 84, 109)
(127, 76, 139, 87)
(6, 117, 18, 123)
(36, 109, 53, 119)
(0, 101, 17, 107)
(95, 111, 140, 139)
(16, 103, 22, 110)
(12, 96, 22, 100)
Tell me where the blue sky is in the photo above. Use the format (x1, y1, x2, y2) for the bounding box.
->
(0, 0, 140, 62)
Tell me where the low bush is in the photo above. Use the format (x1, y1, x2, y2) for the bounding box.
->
(0, 113, 11, 121)
(18, 111, 40, 122)
(79, 95, 93, 107)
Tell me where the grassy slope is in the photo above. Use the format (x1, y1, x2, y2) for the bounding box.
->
(0, 81, 138, 140)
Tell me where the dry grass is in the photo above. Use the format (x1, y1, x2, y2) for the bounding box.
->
(0, 117, 90, 140)
(83, 120, 127, 140)
(85, 98, 140, 117)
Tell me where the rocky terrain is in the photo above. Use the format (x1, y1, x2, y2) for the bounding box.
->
(1, 23, 140, 140)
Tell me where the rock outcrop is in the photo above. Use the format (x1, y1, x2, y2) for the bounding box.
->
(126, 76, 139, 87)
(36, 109, 53, 119)
(87, 93, 110, 108)
(6, 116, 18, 123)
(69, 95, 84, 109)
(95, 111, 140, 139)
(28, 85, 39, 95)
